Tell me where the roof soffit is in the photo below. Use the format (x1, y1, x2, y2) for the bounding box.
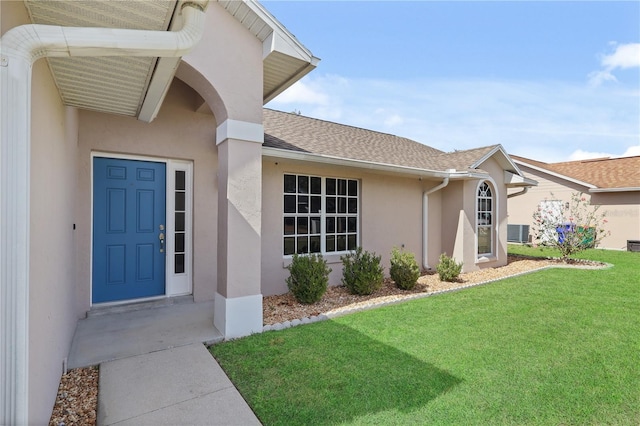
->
(23, 0, 179, 119)
(216, 0, 319, 103)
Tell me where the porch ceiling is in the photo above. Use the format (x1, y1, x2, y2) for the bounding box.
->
(22, 0, 318, 120)
(24, 0, 178, 118)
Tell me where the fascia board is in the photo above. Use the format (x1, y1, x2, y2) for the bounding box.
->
(471, 144, 525, 176)
(589, 187, 640, 193)
(246, 0, 316, 62)
(504, 171, 538, 187)
(262, 147, 480, 180)
(513, 159, 597, 189)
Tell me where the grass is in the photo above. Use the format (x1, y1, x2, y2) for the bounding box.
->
(210, 247, 640, 425)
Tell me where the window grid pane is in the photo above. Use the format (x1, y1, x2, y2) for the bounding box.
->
(284, 175, 358, 256)
(283, 174, 322, 255)
(477, 181, 493, 255)
(174, 171, 187, 274)
(325, 179, 358, 254)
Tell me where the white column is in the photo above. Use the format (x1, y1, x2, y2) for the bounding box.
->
(0, 51, 32, 426)
(214, 119, 264, 338)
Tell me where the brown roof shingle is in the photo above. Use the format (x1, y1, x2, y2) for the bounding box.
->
(512, 155, 640, 189)
(263, 109, 499, 173)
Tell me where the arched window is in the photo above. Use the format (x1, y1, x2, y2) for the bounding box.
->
(477, 181, 493, 256)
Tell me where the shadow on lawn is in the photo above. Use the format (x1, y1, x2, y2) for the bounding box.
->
(213, 321, 462, 425)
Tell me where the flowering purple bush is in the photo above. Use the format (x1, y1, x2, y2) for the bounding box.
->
(531, 192, 610, 262)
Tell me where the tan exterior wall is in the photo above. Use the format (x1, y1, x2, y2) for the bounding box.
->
(441, 158, 509, 272)
(262, 159, 447, 296)
(181, 1, 263, 124)
(508, 165, 640, 250)
(2, 1, 81, 422)
(76, 79, 219, 311)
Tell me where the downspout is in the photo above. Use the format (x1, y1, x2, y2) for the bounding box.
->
(507, 187, 529, 198)
(0, 3, 206, 424)
(422, 177, 450, 270)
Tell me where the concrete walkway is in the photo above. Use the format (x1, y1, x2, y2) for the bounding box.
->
(67, 299, 261, 425)
(98, 343, 261, 425)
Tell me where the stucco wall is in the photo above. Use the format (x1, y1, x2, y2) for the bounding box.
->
(262, 159, 443, 296)
(76, 79, 219, 310)
(508, 165, 639, 250)
(441, 158, 509, 272)
(180, 1, 263, 124)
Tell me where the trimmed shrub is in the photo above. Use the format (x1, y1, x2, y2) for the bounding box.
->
(436, 253, 463, 282)
(286, 254, 332, 304)
(389, 248, 421, 290)
(341, 247, 384, 295)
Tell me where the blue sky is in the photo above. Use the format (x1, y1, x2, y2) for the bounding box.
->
(263, 1, 640, 162)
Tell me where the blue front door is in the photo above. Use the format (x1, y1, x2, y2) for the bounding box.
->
(92, 158, 166, 303)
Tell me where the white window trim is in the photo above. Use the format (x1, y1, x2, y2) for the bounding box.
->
(282, 173, 360, 258)
(475, 178, 498, 261)
(90, 153, 193, 306)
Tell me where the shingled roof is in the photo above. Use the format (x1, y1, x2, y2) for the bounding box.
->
(263, 108, 505, 174)
(511, 155, 640, 190)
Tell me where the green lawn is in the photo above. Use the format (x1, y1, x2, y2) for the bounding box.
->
(210, 247, 640, 425)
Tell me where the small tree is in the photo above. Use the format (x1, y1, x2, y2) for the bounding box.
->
(531, 192, 610, 262)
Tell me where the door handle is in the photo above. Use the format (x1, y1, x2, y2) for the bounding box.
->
(159, 232, 165, 253)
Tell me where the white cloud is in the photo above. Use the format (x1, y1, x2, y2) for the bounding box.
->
(568, 149, 613, 161)
(602, 43, 640, 69)
(568, 144, 640, 161)
(266, 73, 640, 162)
(588, 42, 640, 87)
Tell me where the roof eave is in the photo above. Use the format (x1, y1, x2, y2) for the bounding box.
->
(262, 147, 484, 180)
(221, 0, 319, 104)
(504, 171, 538, 187)
(513, 159, 597, 189)
(470, 144, 525, 176)
(589, 187, 640, 193)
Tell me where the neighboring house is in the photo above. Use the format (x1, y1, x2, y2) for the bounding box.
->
(0, 1, 534, 423)
(508, 155, 640, 250)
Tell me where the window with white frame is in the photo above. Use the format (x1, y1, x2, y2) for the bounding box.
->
(477, 181, 493, 256)
(283, 174, 359, 255)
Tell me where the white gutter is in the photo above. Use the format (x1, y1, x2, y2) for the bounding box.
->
(422, 177, 450, 270)
(263, 146, 485, 180)
(589, 187, 640, 193)
(507, 187, 529, 198)
(0, 3, 205, 424)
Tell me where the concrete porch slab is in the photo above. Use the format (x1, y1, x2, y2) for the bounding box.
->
(68, 299, 223, 368)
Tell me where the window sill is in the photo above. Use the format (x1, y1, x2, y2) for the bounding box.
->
(282, 253, 345, 268)
(476, 255, 497, 264)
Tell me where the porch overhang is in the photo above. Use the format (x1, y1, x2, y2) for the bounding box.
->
(22, 0, 319, 122)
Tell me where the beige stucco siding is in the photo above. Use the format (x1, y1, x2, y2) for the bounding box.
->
(181, 1, 263, 124)
(262, 159, 448, 296)
(441, 158, 509, 272)
(76, 79, 219, 310)
(28, 61, 81, 426)
(508, 165, 640, 250)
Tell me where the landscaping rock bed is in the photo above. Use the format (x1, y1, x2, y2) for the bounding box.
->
(263, 254, 604, 326)
(49, 366, 98, 426)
